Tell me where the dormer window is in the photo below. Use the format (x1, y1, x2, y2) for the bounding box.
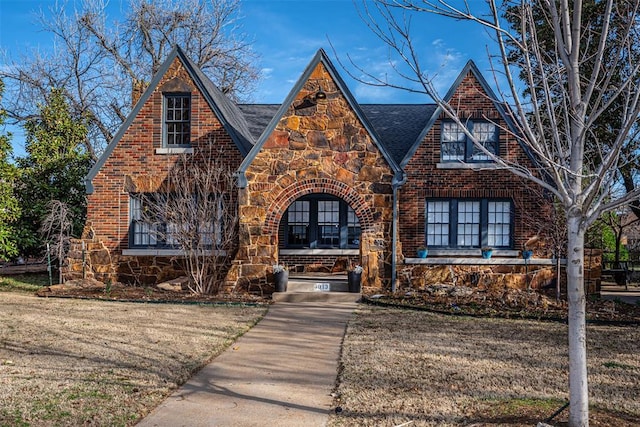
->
(164, 93, 191, 147)
(441, 121, 498, 162)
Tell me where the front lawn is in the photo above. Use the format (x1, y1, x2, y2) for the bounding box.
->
(329, 306, 640, 426)
(0, 293, 266, 426)
(0, 273, 50, 293)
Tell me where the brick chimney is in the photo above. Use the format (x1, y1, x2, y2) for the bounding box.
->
(132, 78, 148, 107)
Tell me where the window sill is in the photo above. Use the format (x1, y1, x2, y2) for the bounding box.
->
(280, 249, 359, 256)
(122, 249, 226, 256)
(436, 162, 499, 170)
(424, 249, 519, 257)
(155, 147, 194, 155)
(405, 257, 563, 266)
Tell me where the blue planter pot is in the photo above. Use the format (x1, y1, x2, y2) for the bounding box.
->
(417, 249, 428, 258)
(522, 250, 533, 260)
(481, 249, 493, 259)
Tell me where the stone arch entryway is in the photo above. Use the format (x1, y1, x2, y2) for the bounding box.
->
(262, 178, 385, 288)
(263, 179, 375, 235)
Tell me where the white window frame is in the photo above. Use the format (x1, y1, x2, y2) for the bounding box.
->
(440, 120, 498, 163)
(425, 198, 513, 249)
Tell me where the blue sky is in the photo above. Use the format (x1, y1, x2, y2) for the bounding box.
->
(0, 0, 496, 151)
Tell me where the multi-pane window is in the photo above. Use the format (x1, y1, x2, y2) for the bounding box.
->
(129, 193, 223, 248)
(284, 196, 361, 249)
(318, 200, 340, 246)
(426, 200, 449, 246)
(441, 122, 466, 161)
(425, 199, 512, 248)
(131, 196, 157, 246)
(287, 201, 310, 246)
(457, 201, 480, 247)
(471, 122, 498, 161)
(164, 94, 191, 146)
(487, 201, 511, 247)
(347, 206, 361, 246)
(441, 121, 498, 162)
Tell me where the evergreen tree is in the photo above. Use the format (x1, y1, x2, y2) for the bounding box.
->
(16, 88, 91, 257)
(0, 80, 20, 260)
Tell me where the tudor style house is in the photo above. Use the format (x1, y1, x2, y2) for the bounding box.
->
(71, 46, 545, 291)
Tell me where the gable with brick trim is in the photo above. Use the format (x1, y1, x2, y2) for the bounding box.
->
(80, 46, 247, 284)
(400, 61, 542, 260)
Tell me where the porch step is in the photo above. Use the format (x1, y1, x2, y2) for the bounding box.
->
(287, 275, 349, 292)
(272, 291, 361, 303)
(272, 274, 360, 303)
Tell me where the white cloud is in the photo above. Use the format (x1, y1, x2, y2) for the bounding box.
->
(260, 67, 274, 80)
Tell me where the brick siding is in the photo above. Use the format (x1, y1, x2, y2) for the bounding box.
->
(400, 72, 543, 256)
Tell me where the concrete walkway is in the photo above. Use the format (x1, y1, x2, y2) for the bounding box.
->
(137, 302, 356, 427)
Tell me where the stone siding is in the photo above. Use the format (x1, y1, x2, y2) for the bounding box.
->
(65, 236, 186, 285)
(399, 264, 555, 291)
(234, 62, 396, 289)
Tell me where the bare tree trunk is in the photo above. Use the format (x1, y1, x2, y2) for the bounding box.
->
(349, 3, 639, 423)
(566, 211, 588, 426)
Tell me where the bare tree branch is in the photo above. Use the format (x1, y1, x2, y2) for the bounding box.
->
(0, 0, 259, 159)
(41, 200, 74, 284)
(137, 145, 239, 295)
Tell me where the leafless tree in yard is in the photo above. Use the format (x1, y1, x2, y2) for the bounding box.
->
(41, 200, 74, 284)
(137, 147, 239, 295)
(352, 1, 640, 425)
(515, 184, 567, 299)
(0, 0, 258, 160)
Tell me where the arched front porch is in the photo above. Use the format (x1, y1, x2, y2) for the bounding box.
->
(277, 193, 361, 274)
(232, 178, 392, 291)
(265, 179, 385, 289)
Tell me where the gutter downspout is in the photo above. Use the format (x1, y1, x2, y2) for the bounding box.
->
(234, 170, 248, 189)
(391, 171, 407, 293)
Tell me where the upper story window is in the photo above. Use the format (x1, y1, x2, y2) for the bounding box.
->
(425, 198, 513, 249)
(164, 94, 191, 147)
(284, 196, 361, 249)
(441, 121, 498, 162)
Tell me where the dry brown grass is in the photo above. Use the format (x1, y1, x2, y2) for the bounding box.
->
(329, 306, 640, 427)
(0, 293, 266, 426)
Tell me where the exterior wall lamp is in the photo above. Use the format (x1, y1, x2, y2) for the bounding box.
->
(294, 85, 327, 110)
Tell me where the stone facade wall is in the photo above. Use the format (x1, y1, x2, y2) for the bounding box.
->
(65, 238, 117, 283)
(399, 264, 556, 291)
(233, 62, 396, 290)
(65, 235, 186, 286)
(400, 71, 545, 256)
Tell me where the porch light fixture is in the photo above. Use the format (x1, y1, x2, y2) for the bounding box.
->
(294, 97, 317, 110)
(294, 85, 327, 110)
(314, 86, 327, 101)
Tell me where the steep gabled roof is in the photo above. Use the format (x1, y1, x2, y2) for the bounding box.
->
(85, 45, 254, 193)
(238, 104, 436, 166)
(399, 60, 518, 168)
(237, 104, 281, 140)
(360, 104, 437, 165)
(237, 49, 403, 182)
(185, 54, 254, 154)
